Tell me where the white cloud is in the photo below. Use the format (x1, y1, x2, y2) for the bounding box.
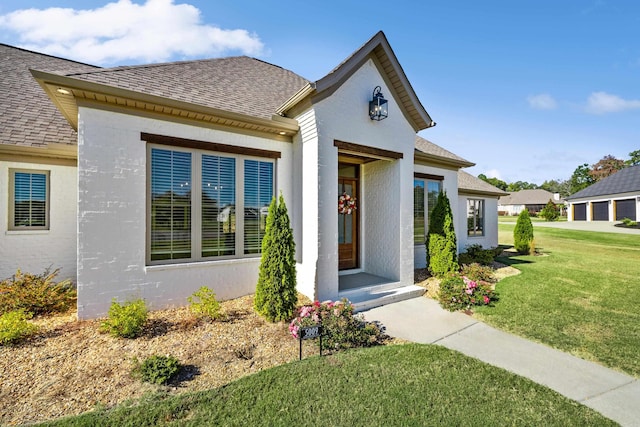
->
(0, 0, 264, 65)
(585, 91, 640, 114)
(484, 169, 502, 180)
(527, 93, 557, 110)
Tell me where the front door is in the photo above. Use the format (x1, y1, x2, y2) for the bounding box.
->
(338, 164, 359, 270)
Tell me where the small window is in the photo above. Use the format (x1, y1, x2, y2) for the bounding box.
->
(467, 199, 485, 237)
(9, 169, 49, 230)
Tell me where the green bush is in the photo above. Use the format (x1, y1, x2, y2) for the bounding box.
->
(100, 298, 148, 338)
(0, 309, 38, 345)
(427, 191, 459, 277)
(0, 268, 76, 316)
(254, 194, 298, 322)
(514, 209, 534, 254)
(540, 199, 560, 221)
(188, 286, 223, 320)
(438, 274, 496, 312)
(461, 263, 497, 284)
(132, 355, 181, 385)
(622, 217, 638, 227)
(289, 300, 385, 351)
(458, 244, 497, 266)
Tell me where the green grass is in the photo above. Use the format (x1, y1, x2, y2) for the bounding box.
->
(37, 344, 613, 427)
(475, 224, 640, 376)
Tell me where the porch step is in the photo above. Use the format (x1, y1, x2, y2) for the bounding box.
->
(341, 284, 426, 312)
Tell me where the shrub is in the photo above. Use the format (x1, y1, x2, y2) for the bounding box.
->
(187, 287, 223, 320)
(622, 217, 638, 227)
(461, 263, 497, 284)
(438, 274, 496, 312)
(458, 244, 497, 266)
(0, 309, 38, 345)
(289, 299, 384, 351)
(0, 268, 76, 316)
(540, 199, 560, 221)
(132, 355, 181, 385)
(427, 191, 458, 277)
(100, 298, 148, 338)
(254, 194, 298, 322)
(514, 209, 534, 254)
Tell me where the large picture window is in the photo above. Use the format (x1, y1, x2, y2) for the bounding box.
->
(9, 169, 49, 230)
(414, 176, 442, 244)
(148, 145, 274, 264)
(467, 199, 485, 237)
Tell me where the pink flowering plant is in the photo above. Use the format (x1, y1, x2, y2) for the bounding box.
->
(289, 299, 384, 351)
(438, 273, 496, 312)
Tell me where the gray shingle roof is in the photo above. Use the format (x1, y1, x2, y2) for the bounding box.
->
(64, 56, 309, 121)
(566, 165, 640, 200)
(458, 170, 508, 196)
(0, 44, 98, 147)
(499, 189, 563, 205)
(415, 135, 473, 167)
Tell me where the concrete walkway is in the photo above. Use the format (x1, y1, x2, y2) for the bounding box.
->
(362, 297, 640, 427)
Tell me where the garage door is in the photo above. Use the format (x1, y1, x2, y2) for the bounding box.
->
(592, 201, 609, 221)
(615, 199, 636, 221)
(573, 203, 586, 221)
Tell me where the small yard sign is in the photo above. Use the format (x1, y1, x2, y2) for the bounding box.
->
(299, 325, 323, 360)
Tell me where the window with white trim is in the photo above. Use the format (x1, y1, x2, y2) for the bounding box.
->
(414, 177, 442, 244)
(148, 146, 274, 264)
(9, 169, 49, 230)
(467, 199, 485, 237)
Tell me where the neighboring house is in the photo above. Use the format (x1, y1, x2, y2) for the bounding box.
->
(498, 189, 564, 216)
(2, 32, 502, 319)
(566, 165, 640, 222)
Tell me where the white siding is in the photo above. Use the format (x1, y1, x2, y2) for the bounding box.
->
(457, 195, 500, 251)
(76, 107, 294, 319)
(0, 160, 77, 282)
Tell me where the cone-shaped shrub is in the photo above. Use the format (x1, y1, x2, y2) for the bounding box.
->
(540, 199, 560, 221)
(427, 191, 459, 277)
(514, 209, 534, 254)
(254, 194, 297, 322)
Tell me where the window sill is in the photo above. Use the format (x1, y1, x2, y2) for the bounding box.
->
(145, 256, 260, 272)
(6, 229, 50, 235)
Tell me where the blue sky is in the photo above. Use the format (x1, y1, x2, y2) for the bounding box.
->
(1, 0, 638, 184)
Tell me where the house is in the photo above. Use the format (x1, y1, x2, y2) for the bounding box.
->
(498, 189, 564, 216)
(566, 165, 640, 221)
(2, 32, 503, 319)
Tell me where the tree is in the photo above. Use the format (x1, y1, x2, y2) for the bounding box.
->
(478, 174, 508, 191)
(569, 163, 595, 195)
(513, 209, 534, 254)
(507, 181, 538, 192)
(539, 199, 560, 222)
(540, 179, 571, 198)
(626, 150, 640, 167)
(589, 155, 625, 181)
(426, 191, 458, 277)
(254, 194, 297, 322)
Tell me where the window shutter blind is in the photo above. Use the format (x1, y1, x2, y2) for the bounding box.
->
(14, 172, 47, 227)
(202, 155, 236, 257)
(244, 160, 274, 254)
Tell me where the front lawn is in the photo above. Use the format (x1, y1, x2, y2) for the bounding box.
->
(475, 224, 640, 376)
(37, 344, 613, 426)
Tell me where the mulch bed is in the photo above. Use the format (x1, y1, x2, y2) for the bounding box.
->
(0, 295, 320, 425)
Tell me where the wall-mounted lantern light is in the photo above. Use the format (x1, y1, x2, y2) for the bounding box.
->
(369, 86, 388, 121)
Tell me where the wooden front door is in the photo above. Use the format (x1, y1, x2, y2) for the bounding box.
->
(338, 165, 359, 270)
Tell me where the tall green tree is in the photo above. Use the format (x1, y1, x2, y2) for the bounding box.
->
(539, 199, 560, 222)
(514, 209, 534, 254)
(625, 150, 640, 167)
(254, 194, 297, 322)
(569, 163, 595, 195)
(427, 191, 458, 277)
(507, 181, 538, 192)
(540, 179, 570, 198)
(477, 174, 508, 191)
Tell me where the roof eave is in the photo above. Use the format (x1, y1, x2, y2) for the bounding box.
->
(414, 150, 475, 169)
(31, 69, 300, 141)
